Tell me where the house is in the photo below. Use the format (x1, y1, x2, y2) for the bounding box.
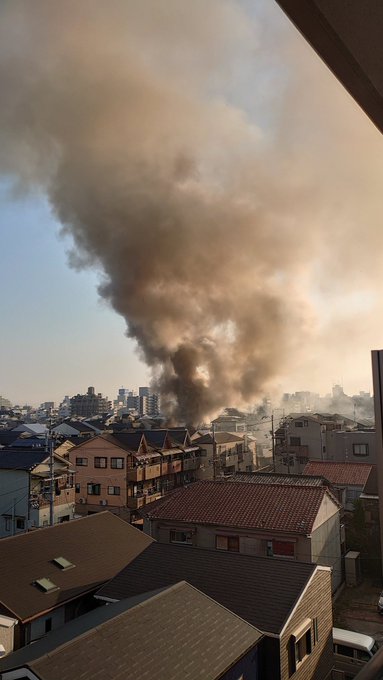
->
(191, 431, 255, 479)
(0, 512, 152, 653)
(69, 430, 200, 521)
(96, 542, 334, 680)
(0, 450, 75, 536)
(52, 420, 98, 438)
(303, 461, 373, 511)
(11, 424, 47, 437)
(275, 414, 376, 474)
(0, 581, 263, 680)
(141, 479, 342, 591)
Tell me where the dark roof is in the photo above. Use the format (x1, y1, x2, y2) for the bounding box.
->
(0, 512, 153, 622)
(140, 429, 170, 449)
(4, 582, 261, 680)
(0, 450, 47, 471)
(193, 432, 243, 445)
(362, 466, 378, 496)
(10, 437, 46, 449)
(142, 480, 340, 534)
(65, 421, 96, 432)
(105, 432, 145, 452)
(97, 542, 317, 635)
(303, 461, 373, 487)
(0, 431, 21, 447)
(231, 472, 328, 487)
(167, 428, 191, 446)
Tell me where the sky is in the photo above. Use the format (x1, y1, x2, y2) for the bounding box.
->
(0, 0, 382, 413)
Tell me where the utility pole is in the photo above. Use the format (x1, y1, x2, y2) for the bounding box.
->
(212, 423, 217, 481)
(271, 414, 275, 471)
(46, 420, 54, 527)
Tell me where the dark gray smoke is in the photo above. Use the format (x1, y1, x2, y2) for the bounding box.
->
(1, 1, 383, 422)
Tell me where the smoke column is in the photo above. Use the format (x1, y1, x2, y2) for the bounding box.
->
(1, 1, 383, 422)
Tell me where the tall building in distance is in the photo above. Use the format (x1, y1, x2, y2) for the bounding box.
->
(70, 386, 111, 418)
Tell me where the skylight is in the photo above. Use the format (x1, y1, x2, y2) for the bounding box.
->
(52, 556, 75, 570)
(34, 578, 59, 593)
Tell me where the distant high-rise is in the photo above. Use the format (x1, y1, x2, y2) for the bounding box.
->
(70, 386, 111, 418)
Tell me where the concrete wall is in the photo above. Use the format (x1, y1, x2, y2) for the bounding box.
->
(0, 470, 29, 539)
(311, 509, 342, 592)
(325, 430, 376, 463)
(29, 606, 66, 643)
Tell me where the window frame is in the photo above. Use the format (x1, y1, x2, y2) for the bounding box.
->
(94, 457, 107, 468)
(76, 457, 88, 466)
(216, 535, 240, 552)
(111, 457, 124, 469)
(87, 483, 101, 496)
(107, 485, 121, 495)
(353, 443, 369, 457)
(170, 530, 193, 545)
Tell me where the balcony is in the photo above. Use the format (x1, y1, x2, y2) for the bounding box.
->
(145, 464, 161, 480)
(127, 467, 145, 482)
(128, 495, 146, 509)
(169, 460, 182, 474)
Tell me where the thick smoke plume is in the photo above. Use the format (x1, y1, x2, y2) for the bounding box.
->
(1, 1, 383, 422)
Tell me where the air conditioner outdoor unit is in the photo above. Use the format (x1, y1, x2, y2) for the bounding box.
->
(100, 500, 108, 506)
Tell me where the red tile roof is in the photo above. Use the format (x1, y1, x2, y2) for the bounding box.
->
(143, 480, 339, 534)
(303, 461, 373, 487)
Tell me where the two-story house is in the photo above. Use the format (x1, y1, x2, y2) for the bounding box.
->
(303, 461, 373, 511)
(191, 431, 255, 479)
(97, 542, 334, 680)
(141, 479, 342, 591)
(0, 581, 263, 680)
(0, 512, 152, 654)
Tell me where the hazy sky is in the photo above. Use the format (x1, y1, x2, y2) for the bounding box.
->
(0, 0, 382, 411)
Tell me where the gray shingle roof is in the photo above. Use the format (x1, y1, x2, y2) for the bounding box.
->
(0, 512, 153, 622)
(4, 582, 262, 680)
(0, 450, 47, 470)
(97, 542, 316, 635)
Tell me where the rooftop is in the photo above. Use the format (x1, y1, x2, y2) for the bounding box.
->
(142, 479, 340, 533)
(303, 461, 373, 487)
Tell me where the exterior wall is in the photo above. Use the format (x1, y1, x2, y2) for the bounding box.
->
(325, 430, 376, 463)
(28, 605, 66, 643)
(0, 470, 29, 538)
(196, 437, 254, 481)
(69, 438, 130, 513)
(280, 569, 333, 680)
(220, 644, 260, 680)
(311, 498, 342, 592)
(150, 518, 339, 587)
(0, 616, 18, 656)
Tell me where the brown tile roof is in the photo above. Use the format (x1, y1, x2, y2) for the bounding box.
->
(97, 543, 317, 635)
(303, 461, 373, 487)
(193, 432, 243, 445)
(142, 480, 339, 533)
(3, 582, 263, 680)
(0, 512, 153, 622)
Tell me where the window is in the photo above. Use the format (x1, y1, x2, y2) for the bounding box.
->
(336, 644, 353, 658)
(111, 457, 124, 469)
(290, 437, 301, 446)
(216, 535, 239, 552)
(45, 618, 52, 633)
(107, 486, 121, 495)
(353, 443, 369, 457)
(289, 619, 312, 675)
(87, 483, 101, 495)
(303, 420, 309, 427)
(295, 421, 303, 428)
(16, 518, 25, 530)
(313, 617, 319, 645)
(34, 578, 59, 593)
(76, 457, 88, 466)
(94, 457, 107, 468)
(52, 556, 74, 570)
(3, 516, 11, 532)
(75, 483, 81, 494)
(170, 530, 193, 545)
(267, 540, 295, 558)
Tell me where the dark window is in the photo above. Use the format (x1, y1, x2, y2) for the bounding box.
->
(45, 618, 52, 633)
(107, 486, 120, 495)
(353, 443, 369, 457)
(295, 421, 303, 428)
(170, 530, 193, 545)
(75, 483, 81, 493)
(16, 518, 25, 530)
(76, 457, 88, 466)
(357, 649, 371, 662)
(94, 457, 107, 468)
(87, 483, 101, 496)
(111, 457, 124, 469)
(336, 644, 354, 658)
(216, 535, 239, 552)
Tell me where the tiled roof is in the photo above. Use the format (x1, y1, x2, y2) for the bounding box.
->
(106, 432, 145, 452)
(97, 542, 317, 635)
(0, 512, 153, 622)
(4, 582, 262, 680)
(231, 472, 327, 486)
(303, 461, 373, 487)
(142, 480, 338, 533)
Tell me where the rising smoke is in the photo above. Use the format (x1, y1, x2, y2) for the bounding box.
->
(1, 1, 383, 423)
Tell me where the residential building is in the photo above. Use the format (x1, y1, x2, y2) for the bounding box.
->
(52, 420, 100, 438)
(0, 450, 75, 536)
(68, 430, 200, 521)
(274, 413, 376, 474)
(0, 581, 263, 680)
(303, 461, 373, 511)
(0, 512, 152, 653)
(97, 542, 334, 680)
(191, 431, 255, 479)
(142, 479, 342, 591)
(70, 387, 111, 418)
(211, 413, 247, 432)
